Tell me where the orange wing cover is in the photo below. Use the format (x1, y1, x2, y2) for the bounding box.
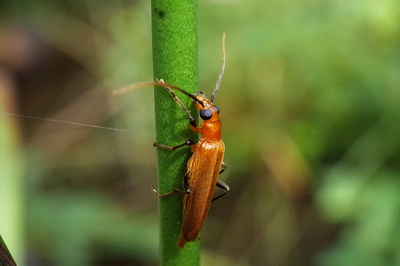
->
(178, 138, 225, 248)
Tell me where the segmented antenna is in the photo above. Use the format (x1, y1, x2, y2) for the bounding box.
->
(0, 112, 131, 132)
(211, 33, 226, 103)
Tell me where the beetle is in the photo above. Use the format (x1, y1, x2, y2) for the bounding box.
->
(152, 34, 229, 248)
(113, 34, 229, 248)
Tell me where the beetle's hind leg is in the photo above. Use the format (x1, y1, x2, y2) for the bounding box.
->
(152, 187, 185, 198)
(152, 173, 191, 197)
(212, 180, 230, 203)
(211, 161, 229, 202)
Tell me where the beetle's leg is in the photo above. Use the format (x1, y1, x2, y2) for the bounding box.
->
(152, 173, 191, 197)
(212, 180, 230, 202)
(153, 140, 195, 150)
(182, 173, 191, 194)
(219, 161, 226, 174)
(152, 187, 184, 197)
(157, 79, 197, 127)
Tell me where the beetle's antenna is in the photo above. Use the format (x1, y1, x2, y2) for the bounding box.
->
(113, 81, 204, 107)
(155, 79, 198, 122)
(211, 33, 226, 103)
(0, 112, 131, 132)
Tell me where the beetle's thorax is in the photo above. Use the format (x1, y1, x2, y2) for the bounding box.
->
(195, 94, 221, 141)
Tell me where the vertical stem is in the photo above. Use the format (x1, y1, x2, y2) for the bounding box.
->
(151, 0, 200, 265)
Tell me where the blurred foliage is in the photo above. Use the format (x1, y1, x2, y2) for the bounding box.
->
(0, 0, 399, 265)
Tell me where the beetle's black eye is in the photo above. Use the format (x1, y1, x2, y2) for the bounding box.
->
(213, 106, 220, 113)
(200, 109, 213, 120)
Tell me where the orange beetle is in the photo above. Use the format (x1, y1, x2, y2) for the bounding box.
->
(152, 34, 229, 248)
(113, 34, 229, 248)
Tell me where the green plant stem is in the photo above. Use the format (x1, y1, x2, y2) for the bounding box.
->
(151, 0, 200, 265)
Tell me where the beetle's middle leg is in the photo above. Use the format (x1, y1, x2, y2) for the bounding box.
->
(153, 140, 195, 150)
(219, 161, 226, 174)
(152, 140, 196, 198)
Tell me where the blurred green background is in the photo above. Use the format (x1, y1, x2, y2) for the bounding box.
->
(1, 0, 400, 265)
